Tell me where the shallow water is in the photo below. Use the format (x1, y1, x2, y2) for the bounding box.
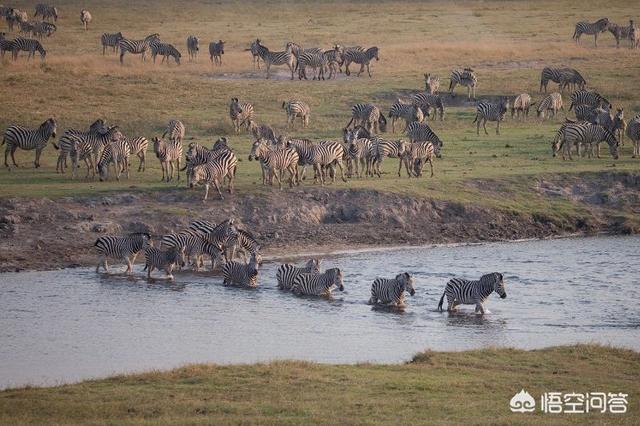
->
(1, 235, 639, 389)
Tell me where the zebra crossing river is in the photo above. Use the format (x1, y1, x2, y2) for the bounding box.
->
(0, 235, 638, 388)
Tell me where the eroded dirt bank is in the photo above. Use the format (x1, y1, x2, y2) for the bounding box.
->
(1, 172, 638, 272)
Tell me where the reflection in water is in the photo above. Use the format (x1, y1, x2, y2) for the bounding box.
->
(0, 235, 639, 389)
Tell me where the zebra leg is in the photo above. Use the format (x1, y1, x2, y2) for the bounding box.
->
(496, 121, 500, 135)
(125, 256, 133, 274)
(345, 61, 350, 76)
(594, 33, 598, 48)
(428, 158, 434, 177)
(34, 148, 43, 168)
(336, 160, 347, 183)
(202, 183, 210, 202)
(476, 302, 486, 314)
(213, 179, 224, 200)
(96, 255, 105, 273)
(357, 63, 364, 77)
(176, 158, 181, 181)
(367, 63, 372, 78)
(9, 146, 19, 167)
(483, 119, 489, 136)
(367, 294, 378, 305)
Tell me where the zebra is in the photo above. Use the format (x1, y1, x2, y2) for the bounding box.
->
(80, 9, 91, 30)
(202, 219, 236, 257)
(626, 116, 640, 157)
(124, 136, 149, 172)
(449, 68, 477, 100)
(11, 37, 46, 60)
(53, 119, 106, 174)
(247, 38, 262, 69)
(249, 139, 299, 189)
(631, 23, 640, 49)
(94, 232, 150, 274)
(473, 98, 509, 135)
(222, 253, 262, 287)
(297, 50, 327, 80)
(612, 108, 626, 146)
(437, 272, 506, 314)
(177, 233, 223, 271)
(152, 137, 182, 182)
(118, 33, 160, 64)
(574, 104, 598, 122)
(151, 42, 181, 65)
(184, 142, 237, 192)
(345, 135, 374, 178)
(343, 46, 379, 78)
(368, 272, 415, 307)
(569, 90, 610, 111)
(607, 21, 633, 48)
(225, 228, 260, 263)
(3, 118, 56, 170)
(540, 67, 565, 93)
(345, 104, 387, 134)
(0, 37, 15, 59)
(560, 122, 619, 160)
(247, 120, 276, 142)
(388, 103, 425, 133)
(370, 138, 410, 178)
(308, 141, 348, 185)
(511, 94, 535, 120)
(283, 100, 310, 128)
(144, 245, 185, 280)
(188, 158, 232, 201)
(291, 268, 344, 296)
(558, 69, 587, 92)
(410, 93, 446, 121)
(276, 259, 321, 290)
(323, 48, 341, 79)
(229, 98, 254, 134)
(18, 20, 35, 36)
(32, 21, 56, 38)
(404, 121, 443, 158)
(97, 138, 131, 182)
(59, 125, 122, 179)
(405, 141, 436, 178)
(537, 92, 563, 119)
(34, 4, 57, 22)
(254, 40, 295, 80)
(209, 40, 224, 65)
(186, 35, 199, 61)
(101, 32, 123, 55)
(573, 17, 609, 47)
(424, 73, 440, 94)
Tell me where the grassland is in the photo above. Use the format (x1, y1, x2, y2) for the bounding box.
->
(0, 345, 638, 424)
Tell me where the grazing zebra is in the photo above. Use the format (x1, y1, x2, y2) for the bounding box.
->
(209, 39, 224, 65)
(94, 232, 150, 274)
(607, 21, 633, 48)
(569, 90, 610, 111)
(32, 21, 56, 38)
(186, 35, 199, 61)
(511, 94, 535, 120)
(626, 116, 640, 157)
(247, 38, 262, 69)
(473, 98, 509, 135)
(229, 98, 254, 134)
(163, 119, 185, 145)
(34, 4, 57, 22)
(343, 46, 379, 77)
(573, 17, 609, 47)
(118, 33, 160, 64)
(225, 228, 260, 263)
(0, 37, 15, 58)
(424, 73, 440, 94)
(560, 122, 619, 160)
(411, 93, 446, 121)
(247, 120, 276, 142)
(346, 103, 387, 134)
(276, 259, 321, 290)
(551, 119, 583, 158)
(404, 121, 443, 157)
(124, 136, 149, 172)
(97, 138, 131, 182)
(540, 67, 564, 93)
(254, 40, 295, 79)
(405, 141, 436, 178)
(11, 37, 46, 60)
(152, 137, 182, 182)
(437, 272, 506, 314)
(53, 119, 106, 174)
(283, 100, 310, 128)
(144, 245, 185, 280)
(291, 268, 344, 296)
(368, 272, 415, 307)
(388, 102, 425, 133)
(249, 139, 299, 189)
(101, 32, 123, 55)
(222, 253, 262, 287)
(151, 42, 181, 65)
(3, 118, 56, 170)
(558, 69, 587, 92)
(537, 92, 563, 119)
(370, 138, 409, 178)
(297, 50, 327, 80)
(449, 68, 477, 100)
(80, 9, 91, 30)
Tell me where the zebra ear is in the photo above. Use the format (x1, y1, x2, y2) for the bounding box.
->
(497, 272, 503, 280)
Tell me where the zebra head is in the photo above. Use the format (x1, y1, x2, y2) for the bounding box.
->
(483, 272, 506, 299)
(397, 272, 415, 296)
(248, 139, 267, 161)
(305, 258, 321, 273)
(328, 268, 344, 291)
(43, 117, 57, 138)
(218, 40, 225, 54)
(229, 98, 242, 115)
(378, 113, 387, 132)
(604, 128, 620, 159)
(213, 137, 229, 151)
(367, 46, 379, 61)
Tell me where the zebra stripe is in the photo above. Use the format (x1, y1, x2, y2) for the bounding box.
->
(222, 253, 262, 287)
(163, 119, 185, 144)
(185, 143, 237, 192)
(449, 68, 477, 100)
(560, 123, 619, 160)
(32, 21, 56, 38)
(424, 73, 440, 94)
(229, 98, 254, 134)
(557, 69, 586, 92)
(101, 32, 123, 55)
(123, 136, 149, 172)
(151, 42, 181, 65)
(537, 92, 563, 119)
(225, 229, 260, 263)
(297, 50, 327, 80)
(119, 33, 159, 64)
(473, 98, 509, 135)
(569, 90, 610, 111)
(80, 9, 91, 30)
(511, 94, 535, 120)
(53, 119, 106, 174)
(34, 4, 57, 21)
(70, 125, 122, 179)
(144, 245, 184, 280)
(283, 100, 310, 128)
(291, 268, 344, 296)
(410, 93, 446, 121)
(11, 37, 46, 60)
(97, 138, 131, 182)
(152, 137, 182, 182)
(249, 139, 299, 189)
(308, 141, 347, 185)
(405, 141, 436, 178)
(404, 122, 443, 157)
(345, 137, 374, 178)
(608, 21, 634, 48)
(370, 138, 410, 178)
(626, 116, 640, 157)
(247, 38, 262, 69)
(343, 46, 379, 78)
(188, 158, 231, 201)
(175, 233, 222, 271)
(255, 40, 295, 79)
(437, 272, 506, 314)
(388, 103, 425, 133)
(346, 103, 387, 134)
(276, 259, 321, 290)
(247, 120, 276, 142)
(573, 17, 609, 47)
(368, 272, 415, 306)
(0, 38, 15, 58)
(209, 40, 225, 65)
(186, 35, 199, 61)
(3, 118, 56, 170)
(94, 232, 150, 274)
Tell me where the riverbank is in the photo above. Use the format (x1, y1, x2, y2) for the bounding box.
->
(1, 172, 639, 272)
(0, 345, 637, 424)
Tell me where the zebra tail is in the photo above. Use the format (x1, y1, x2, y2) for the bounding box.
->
(437, 292, 445, 311)
(572, 28, 578, 40)
(472, 114, 478, 124)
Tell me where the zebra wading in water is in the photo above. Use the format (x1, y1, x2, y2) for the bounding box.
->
(118, 33, 159, 64)
(291, 268, 344, 296)
(144, 245, 185, 280)
(437, 272, 506, 314)
(222, 253, 262, 287)
(276, 259, 322, 290)
(473, 98, 509, 135)
(94, 232, 150, 274)
(3, 117, 57, 170)
(368, 272, 415, 307)
(572, 17, 609, 47)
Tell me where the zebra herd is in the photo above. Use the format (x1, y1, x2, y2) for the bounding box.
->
(573, 17, 640, 49)
(94, 218, 507, 312)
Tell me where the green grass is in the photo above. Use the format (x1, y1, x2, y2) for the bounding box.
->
(1, 345, 638, 424)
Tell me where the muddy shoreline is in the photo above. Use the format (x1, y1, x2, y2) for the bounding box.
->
(1, 173, 638, 273)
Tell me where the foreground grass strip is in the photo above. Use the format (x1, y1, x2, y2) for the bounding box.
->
(0, 345, 638, 424)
